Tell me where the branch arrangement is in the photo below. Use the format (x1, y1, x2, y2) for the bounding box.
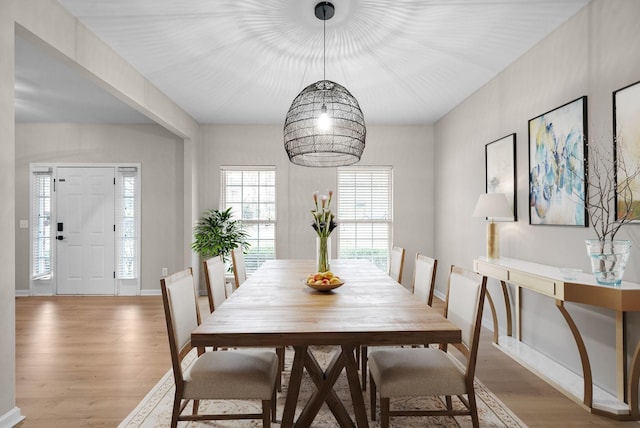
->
(582, 138, 640, 241)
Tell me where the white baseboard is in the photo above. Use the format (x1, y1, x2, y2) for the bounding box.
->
(0, 407, 24, 428)
(16, 289, 163, 297)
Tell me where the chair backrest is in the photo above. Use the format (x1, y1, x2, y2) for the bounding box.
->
(388, 246, 405, 283)
(412, 254, 437, 306)
(231, 246, 247, 288)
(161, 268, 200, 384)
(443, 265, 487, 378)
(203, 256, 227, 313)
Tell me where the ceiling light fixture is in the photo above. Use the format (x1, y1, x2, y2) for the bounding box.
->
(283, 1, 366, 167)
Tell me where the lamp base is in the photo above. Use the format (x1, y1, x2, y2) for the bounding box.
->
(486, 222, 500, 259)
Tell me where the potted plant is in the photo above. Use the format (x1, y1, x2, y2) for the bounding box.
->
(583, 139, 639, 286)
(192, 207, 250, 267)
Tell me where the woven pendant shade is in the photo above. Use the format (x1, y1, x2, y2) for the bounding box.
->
(283, 2, 366, 167)
(284, 80, 366, 167)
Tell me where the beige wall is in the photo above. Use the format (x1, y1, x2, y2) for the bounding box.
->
(3, 0, 201, 423)
(0, 0, 17, 424)
(4, 0, 640, 422)
(434, 0, 640, 395)
(200, 124, 435, 289)
(14, 124, 185, 294)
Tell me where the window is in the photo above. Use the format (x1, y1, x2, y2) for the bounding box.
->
(116, 167, 139, 279)
(337, 167, 393, 272)
(31, 168, 53, 279)
(221, 167, 276, 273)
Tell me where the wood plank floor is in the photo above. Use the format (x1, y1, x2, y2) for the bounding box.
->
(15, 295, 634, 427)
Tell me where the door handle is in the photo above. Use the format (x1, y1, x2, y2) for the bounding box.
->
(56, 235, 64, 241)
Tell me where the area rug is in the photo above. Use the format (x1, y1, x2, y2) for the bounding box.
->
(119, 347, 527, 427)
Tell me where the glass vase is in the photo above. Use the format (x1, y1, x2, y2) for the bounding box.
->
(316, 236, 331, 273)
(585, 239, 632, 287)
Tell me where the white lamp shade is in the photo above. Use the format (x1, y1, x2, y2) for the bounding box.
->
(473, 193, 512, 219)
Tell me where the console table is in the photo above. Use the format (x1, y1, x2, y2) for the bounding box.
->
(473, 257, 640, 420)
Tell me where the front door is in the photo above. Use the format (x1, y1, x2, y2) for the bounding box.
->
(56, 167, 115, 295)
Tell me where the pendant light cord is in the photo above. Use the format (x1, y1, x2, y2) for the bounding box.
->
(323, 5, 326, 82)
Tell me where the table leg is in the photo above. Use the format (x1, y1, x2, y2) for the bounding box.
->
(515, 285, 522, 341)
(295, 348, 352, 428)
(616, 311, 627, 402)
(500, 280, 513, 337)
(556, 300, 593, 408)
(628, 342, 640, 419)
(303, 347, 354, 427)
(485, 289, 499, 344)
(282, 345, 307, 428)
(342, 344, 369, 428)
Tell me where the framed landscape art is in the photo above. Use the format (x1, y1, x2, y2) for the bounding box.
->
(614, 80, 640, 222)
(485, 134, 517, 221)
(528, 96, 587, 226)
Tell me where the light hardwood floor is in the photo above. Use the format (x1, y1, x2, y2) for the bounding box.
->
(15, 295, 634, 427)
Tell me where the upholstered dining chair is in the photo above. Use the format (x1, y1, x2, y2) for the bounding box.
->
(203, 256, 227, 313)
(361, 252, 438, 390)
(368, 265, 488, 428)
(160, 268, 279, 428)
(231, 246, 248, 289)
(388, 245, 406, 283)
(412, 253, 438, 306)
(204, 255, 284, 391)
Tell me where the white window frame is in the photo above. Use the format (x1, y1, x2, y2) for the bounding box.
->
(115, 166, 141, 294)
(30, 166, 53, 282)
(337, 166, 393, 272)
(220, 166, 277, 274)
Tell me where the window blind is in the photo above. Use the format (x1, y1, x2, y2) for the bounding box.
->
(31, 168, 53, 279)
(337, 167, 393, 271)
(116, 167, 138, 279)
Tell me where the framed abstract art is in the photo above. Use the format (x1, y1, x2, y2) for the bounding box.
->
(485, 134, 517, 221)
(528, 96, 587, 226)
(613, 80, 640, 222)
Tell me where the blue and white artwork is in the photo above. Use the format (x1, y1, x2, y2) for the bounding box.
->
(529, 97, 587, 226)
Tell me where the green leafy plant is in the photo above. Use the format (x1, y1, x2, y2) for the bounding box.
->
(192, 207, 249, 264)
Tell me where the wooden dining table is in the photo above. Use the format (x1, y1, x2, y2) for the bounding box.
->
(191, 259, 462, 428)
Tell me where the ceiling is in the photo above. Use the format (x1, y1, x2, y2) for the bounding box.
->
(15, 0, 590, 126)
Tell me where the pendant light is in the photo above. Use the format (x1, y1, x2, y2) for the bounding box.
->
(283, 1, 366, 167)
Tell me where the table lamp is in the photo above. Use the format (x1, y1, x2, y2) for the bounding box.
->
(473, 193, 512, 259)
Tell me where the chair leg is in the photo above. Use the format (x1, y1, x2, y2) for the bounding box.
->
(192, 399, 199, 415)
(369, 372, 377, 421)
(361, 345, 368, 390)
(262, 399, 270, 428)
(380, 397, 390, 428)
(445, 395, 453, 412)
(271, 385, 277, 423)
(468, 390, 480, 428)
(170, 395, 181, 428)
(276, 346, 284, 392)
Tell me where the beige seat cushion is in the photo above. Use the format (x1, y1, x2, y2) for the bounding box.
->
(369, 347, 467, 398)
(183, 349, 278, 399)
